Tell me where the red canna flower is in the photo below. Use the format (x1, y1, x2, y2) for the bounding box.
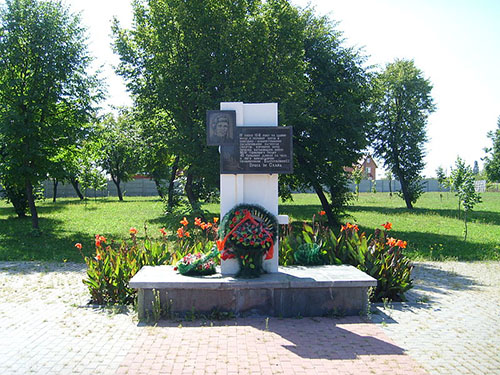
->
(180, 217, 188, 226)
(129, 227, 138, 235)
(194, 217, 202, 227)
(74, 243, 82, 250)
(381, 222, 392, 231)
(396, 240, 407, 249)
(159, 227, 167, 236)
(95, 253, 102, 261)
(177, 227, 184, 238)
(213, 217, 219, 223)
(185, 231, 191, 238)
(319, 210, 326, 216)
(386, 237, 397, 247)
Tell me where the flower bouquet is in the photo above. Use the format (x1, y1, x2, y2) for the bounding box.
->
(174, 247, 218, 276)
(218, 204, 278, 278)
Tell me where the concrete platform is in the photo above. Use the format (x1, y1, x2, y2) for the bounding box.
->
(129, 265, 377, 319)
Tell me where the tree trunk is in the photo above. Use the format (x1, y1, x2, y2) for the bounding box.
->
(167, 156, 180, 210)
(52, 179, 58, 203)
(153, 178, 164, 199)
(5, 185, 27, 218)
(25, 180, 39, 230)
(70, 178, 84, 200)
(396, 172, 413, 209)
(312, 182, 335, 228)
(389, 179, 393, 197)
(112, 175, 123, 201)
(184, 171, 197, 208)
(463, 210, 468, 241)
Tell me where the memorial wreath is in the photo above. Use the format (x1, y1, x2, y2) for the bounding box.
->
(217, 204, 278, 278)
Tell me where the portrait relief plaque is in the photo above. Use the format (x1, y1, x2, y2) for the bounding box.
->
(206, 110, 236, 146)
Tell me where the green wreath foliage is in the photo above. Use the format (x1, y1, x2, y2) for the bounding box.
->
(218, 204, 278, 278)
(219, 203, 278, 249)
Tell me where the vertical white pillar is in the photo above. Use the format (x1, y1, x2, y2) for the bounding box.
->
(220, 102, 280, 275)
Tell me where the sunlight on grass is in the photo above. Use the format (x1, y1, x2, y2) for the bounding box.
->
(1, 192, 499, 262)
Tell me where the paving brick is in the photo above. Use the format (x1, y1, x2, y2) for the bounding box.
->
(2, 261, 499, 375)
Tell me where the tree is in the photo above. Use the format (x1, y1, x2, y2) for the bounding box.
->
(458, 167, 481, 241)
(449, 156, 468, 218)
(351, 166, 364, 198)
(96, 111, 142, 201)
(0, 0, 102, 229)
(472, 161, 479, 175)
(371, 59, 435, 209)
(279, 10, 372, 226)
(385, 170, 393, 197)
(113, 1, 371, 225)
(484, 116, 500, 182)
(435, 166, 447, 201)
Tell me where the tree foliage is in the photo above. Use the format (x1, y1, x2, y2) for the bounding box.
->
(371, 59, 435, 209)
(484, 116, 500, 182)
(0, 0, 102, 228)
(96, 111, 142, 201)
(113, 0, 372, 225)
(282, 12, 372, 225)
(450, 157, 481, 240)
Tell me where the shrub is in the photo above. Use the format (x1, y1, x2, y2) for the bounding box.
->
(279, 216, 413, 301)
(77, 220, 219, 305)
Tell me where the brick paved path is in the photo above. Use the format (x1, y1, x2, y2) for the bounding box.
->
(1, 261, 498, 374)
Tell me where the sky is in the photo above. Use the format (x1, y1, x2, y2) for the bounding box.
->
(6, 0, 500, 178)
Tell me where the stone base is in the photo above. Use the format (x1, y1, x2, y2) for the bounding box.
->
(129, 265, 377, 319)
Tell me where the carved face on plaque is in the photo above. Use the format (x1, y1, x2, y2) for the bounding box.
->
(206, 110, 236, 146)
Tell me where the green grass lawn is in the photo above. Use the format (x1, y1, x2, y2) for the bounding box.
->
(1, 192, 499, 262)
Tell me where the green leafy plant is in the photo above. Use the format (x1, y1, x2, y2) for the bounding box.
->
(77, 225, 186, 305)
(279, 217, 413, 301)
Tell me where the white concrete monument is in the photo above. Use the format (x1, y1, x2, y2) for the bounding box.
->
(215, 102, 289, 275)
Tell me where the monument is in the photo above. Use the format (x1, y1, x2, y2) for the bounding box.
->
(129, 102, 377, 318)
(207, 102, 292, 275)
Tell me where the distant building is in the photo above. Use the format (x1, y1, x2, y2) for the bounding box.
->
(344, 155, 377, 180)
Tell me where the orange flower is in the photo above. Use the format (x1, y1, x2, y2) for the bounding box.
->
(74, 243, 82, 250)
(180, 217, 189, 226)
(353, 224, 359, 232)
(213, 217, 219, 223)
(386, 237, 397, 247)
(396, 240, 407, 249)
(95, 235, 106, 243)
(185, 231, 191, 238)
(207, 222, 213, 228)
(129, 227, 138, 235)
(319, 210, 326, 216)
(95, 253, 102, 261)
(216, 240, 225, 251)
(159, 227, 167, 236)
(381, 222, 392, 231)
(340, 225, 346, 232)
(200, 223, 208, 230)
(194, 217, 202, 227)
(177, 227, 184, 238)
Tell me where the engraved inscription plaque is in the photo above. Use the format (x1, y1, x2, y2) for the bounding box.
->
(220, 127, 293, 174)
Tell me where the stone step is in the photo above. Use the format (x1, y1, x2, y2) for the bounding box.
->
(130, 265, 377, 319)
